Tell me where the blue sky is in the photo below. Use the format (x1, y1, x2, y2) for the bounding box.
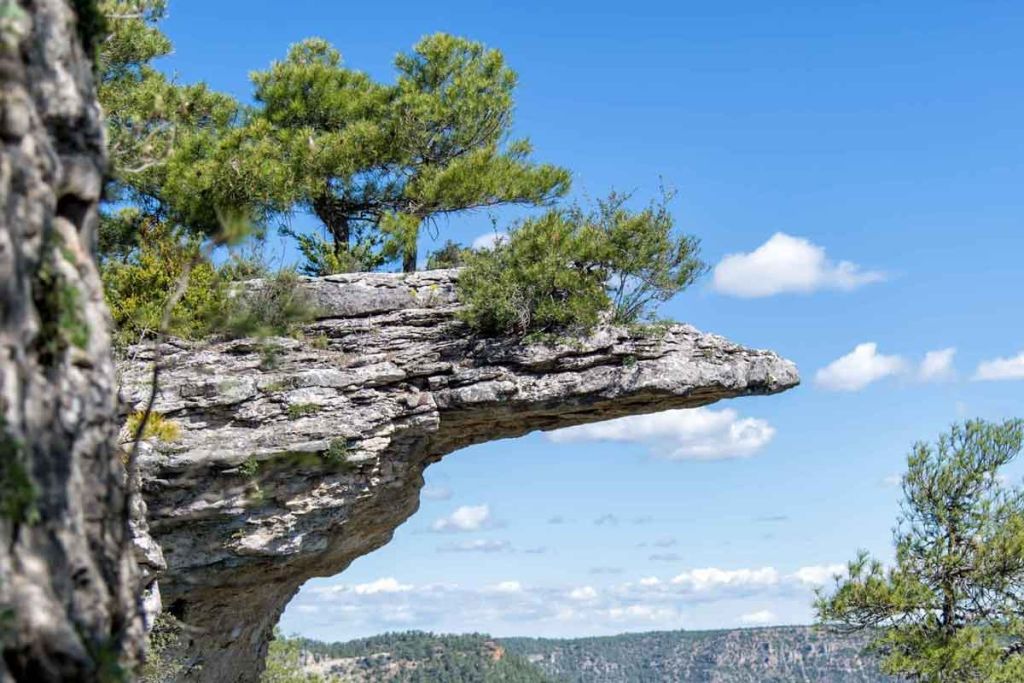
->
(160, 0, 1024, 639)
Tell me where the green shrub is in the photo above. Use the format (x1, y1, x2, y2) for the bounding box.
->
(426, 240, 473, 269)
(457, 211, 607, 336)
(239, 457, 261, 478)
(280, 226, 385, 276)
(590, 191, 706, 324)
(457, 192, 705, 337)
(125, 411, 182, 443)
(325, 438, 349, 464)
(102, 219, 318, 345)
(101, 218, 228, 346)
(139, 612, 186, 682)
(0, 416, 37, 525)
(218, 269, 319, 339)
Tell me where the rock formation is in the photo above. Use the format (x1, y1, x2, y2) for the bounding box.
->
(0, 1, 143, 679)
(119, 270, 799, 681)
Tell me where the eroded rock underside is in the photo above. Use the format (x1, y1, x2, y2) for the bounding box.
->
(119, 270, 799, 682)
(0, 1, 142, 680)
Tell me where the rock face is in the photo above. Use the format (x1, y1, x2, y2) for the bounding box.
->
(119, 270, 799, 682)
(0, 1, 143, 680)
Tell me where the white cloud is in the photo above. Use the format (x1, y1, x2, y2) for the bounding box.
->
(974, 351, 1024, 381)
(471, 232, 506, 250)
(491, 581, 523, 594)
(792, 564, 845, 586)
(740, 609, 777, 625)
(548, 407, 775, 460)
(421, 484, 453, 501)
(918, 348, 956, 382)
(712, 233, 885, 298)
(437, 539, 510, 553)
(352, 578, 412, 595)
(430, 504, 492, 533)
(285, 563, 848, 641)
(569, 586, 599, 601)
(671, 567, 780, 591)
(815, 342, 906, 391)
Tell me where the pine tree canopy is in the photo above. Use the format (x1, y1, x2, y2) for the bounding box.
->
(816, 419, 1024, 683)
(245, 33, 571, 273)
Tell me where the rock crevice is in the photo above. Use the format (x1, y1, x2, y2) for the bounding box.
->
(119, 270, 799, 681)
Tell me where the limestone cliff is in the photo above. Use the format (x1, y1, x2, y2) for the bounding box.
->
(0, 1, 143, 679)
(119, 270, 799, 681)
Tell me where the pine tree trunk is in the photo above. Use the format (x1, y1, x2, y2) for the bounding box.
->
(312, 194, 350, 256)
(403, 243, 417, 272)
(0, 1, 143, 680)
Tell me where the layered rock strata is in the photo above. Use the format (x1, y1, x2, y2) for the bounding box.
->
(119, 270, 799, 681)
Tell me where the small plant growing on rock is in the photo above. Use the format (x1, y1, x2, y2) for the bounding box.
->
(325, 438, 350, 465)
(239, 457, 261, 478)
(258, 343, 283, 370)
(125, 411, 182, 443)
(262, 380, 289, 393)
(220, 269, 319, 340)
(286, 403, 320, 419)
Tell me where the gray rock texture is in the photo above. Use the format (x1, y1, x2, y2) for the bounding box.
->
(0, 1, 143, 680)
(119, 270, 799, 682)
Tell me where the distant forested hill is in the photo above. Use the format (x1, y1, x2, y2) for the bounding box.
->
(292, 626, 893, 682)
(295, 631, 551, 681)
(503, 626, 892, 682)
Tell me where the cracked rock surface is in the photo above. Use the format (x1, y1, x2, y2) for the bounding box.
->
(119, 270, 799, 682)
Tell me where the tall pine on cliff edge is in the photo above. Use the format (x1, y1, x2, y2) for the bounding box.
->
(245, 34, 571, 273)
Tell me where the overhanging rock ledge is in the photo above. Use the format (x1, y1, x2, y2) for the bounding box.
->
(118, 269, 799, 682)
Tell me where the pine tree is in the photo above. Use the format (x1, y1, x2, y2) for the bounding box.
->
(248, 34, 571, 273)
(97, 1, 240, 259)
(816, 419, 1024, 683)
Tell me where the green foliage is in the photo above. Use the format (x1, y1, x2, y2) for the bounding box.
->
(100, 219, 227, 345)
(262, 630, 324, 682)
(291, 631, 552, 682)
(125, 411, 181, 443)
(0, 603, 14, 648)
(245, 33, 570, 272)
(102, 220, 316, 344)
(239, 458, 261, 478)
(97, 1, 244, 253)
(0, 416, 37, 525)
(138, 612, 186, 682)
(324, 438, 349, 465)
(816, 419, 1024, 683)
(286, 403, 320, 420)
(31, 235, 91, 366)
(458, 193, 704, 337)
(219, 269, 318, 340)
(457, 210, 607, 336)
(279, 226, 384, 276)
(587, 191, 706, 324)
(426, 240, 473, 269)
